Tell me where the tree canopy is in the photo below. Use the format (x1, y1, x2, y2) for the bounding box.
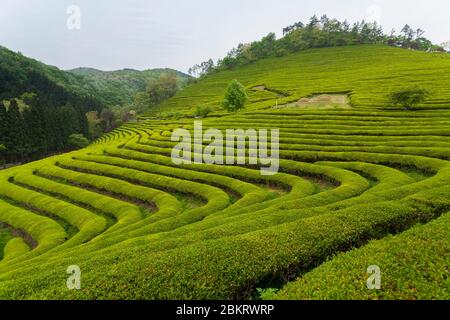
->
(222, 80, 248, 112)
(68, 134, 90, 150)
(132, 72, 182, 113)
(0, 97, 91, 163)
(389, 87, 429, 110)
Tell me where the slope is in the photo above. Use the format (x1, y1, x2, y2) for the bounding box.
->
(68, 67, 191, 106)
(0, 46, 103, 106)
(148, 45, 450, 115)
(0, 45, 449, 300)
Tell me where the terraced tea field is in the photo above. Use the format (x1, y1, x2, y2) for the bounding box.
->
(0, 45, 449, 299)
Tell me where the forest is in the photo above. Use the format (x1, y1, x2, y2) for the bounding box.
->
(0, 46, 188, 165)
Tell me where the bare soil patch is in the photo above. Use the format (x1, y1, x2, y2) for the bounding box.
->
(274, 94, 351, 110)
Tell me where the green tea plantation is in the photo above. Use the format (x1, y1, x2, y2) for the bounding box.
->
(0, 45, 449, 300)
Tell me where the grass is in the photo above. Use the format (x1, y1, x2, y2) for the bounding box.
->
(0, 45, 449, 300)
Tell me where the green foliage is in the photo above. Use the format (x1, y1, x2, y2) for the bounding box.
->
(192, 16, 444, 75)
(158, 111, 183, 120)
(132, 73, 184, 114)
(0, 46, 99, 103)
(3, 237, 30, 261)
(68, 134, 90, 150)
(0, 46, 105, 111)
(1, 44, 450, 300)
(0, 46, 189, 164)
(68, 68, 190, 106)
(194, 106, 213, 118)
(0, 46, 104, 163)
(223, 80, 248, 112)
(147, 45, 450, 116)
(256, 288, 279, 300)
(189, 59, 215, 77)
(390, 87, 429, 110)
(0, 226, 13, 260)
(86, 111, 104, 140)
(0, 198, 67, 259)
(274, 213, 450, 300)
(99, 108, 117, 132)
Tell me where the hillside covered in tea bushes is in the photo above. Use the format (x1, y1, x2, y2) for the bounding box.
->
(0, 45, 448, 300)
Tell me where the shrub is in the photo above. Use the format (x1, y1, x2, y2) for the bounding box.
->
(389, 87, 429, 110)
(223, 80, 248, 112)
(3, 237, 30, 261)
(274, 212, 450, 300)
(158, 111, 182, 120)
(256, 288, 279, 300)
(0, 198, 66, 259)
(194, 106, 213, 118)
(68, 134, 90, 150)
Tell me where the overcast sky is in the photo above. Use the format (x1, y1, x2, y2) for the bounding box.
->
(1, 0, 449, 73)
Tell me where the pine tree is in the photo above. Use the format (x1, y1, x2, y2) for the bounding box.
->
(23, 104, 48, 157)
(0, 102, 7, 159)
(0, 102, 7, 142)
(5, 100, 26, 161)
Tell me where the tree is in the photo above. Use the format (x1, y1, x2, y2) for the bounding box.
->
(133, 72, 181, 112)
(0, 102, 7, 148)
(60, 104, 80, 142)
(307, 15, 320, 29)
(68, 134, 90, 150)
(222, 80, 248, 112)
(4, 99, 26, 160)
(23, 104, 48, 157)
(440, 41, 450, 52)
(122, 110, 137, 123)
(0, 143, 5, 166)
(401, 24, 415, 42)
(389, 87, 429, 110)
(86, 111, 103, 139)
(189, 59, 215, 77)
(147, 73, 179, 105)
(100, 108, 115, 132)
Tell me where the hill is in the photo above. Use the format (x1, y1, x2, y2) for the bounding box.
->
(0, 45, 189, 108)
(0, 46, 189, 163)
(150, 45, 450, 115)
(68, 67, 191, 106)
(0, 45, 449, 300)
(0, 46, 106, 162)
(0, 46, 103, 105)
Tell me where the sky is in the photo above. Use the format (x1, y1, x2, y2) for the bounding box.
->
(0, 0, 449, 73)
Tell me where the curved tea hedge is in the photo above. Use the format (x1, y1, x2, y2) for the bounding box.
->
(274, 212, 450, 300)
(0, 45, 449, 300)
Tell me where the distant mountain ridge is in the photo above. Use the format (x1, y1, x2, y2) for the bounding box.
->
(68, 67, 191, 106)
(0, 45, 190, 108)
(0, 45, 103, 107)
(0, 45, 190, 163)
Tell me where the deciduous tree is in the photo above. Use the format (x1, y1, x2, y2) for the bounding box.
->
(222, 80, 248, 112)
